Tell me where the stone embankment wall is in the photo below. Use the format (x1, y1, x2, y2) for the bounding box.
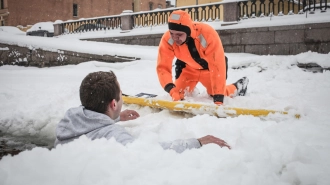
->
(1, 22, 329, 67)
(86, 22, 330, 55)
(0, 43, 139, 67)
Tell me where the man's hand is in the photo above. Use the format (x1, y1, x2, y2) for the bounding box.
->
(120, 109, 140, 121)
(197, 135, 231, 149)
(169, 87, 184, 101)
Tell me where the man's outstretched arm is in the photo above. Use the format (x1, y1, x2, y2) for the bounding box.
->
(159, 135, 230, 153)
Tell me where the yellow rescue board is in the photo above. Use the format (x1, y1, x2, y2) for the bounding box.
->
(122, 96, 300, 119)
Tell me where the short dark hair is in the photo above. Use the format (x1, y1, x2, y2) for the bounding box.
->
(79, 71, 120, 113)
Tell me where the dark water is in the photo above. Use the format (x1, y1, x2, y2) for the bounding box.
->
(0, 132, 52, 160)
(297, 63, 329, 73)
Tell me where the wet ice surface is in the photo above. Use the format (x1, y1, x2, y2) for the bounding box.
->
(0, 132, 50, 159)
(297, 63, 330, 73)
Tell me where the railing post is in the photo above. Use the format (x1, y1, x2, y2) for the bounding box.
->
(53, 23, 63, 36)
(120, 10, 133, 31)
(222, 2, 239, 26)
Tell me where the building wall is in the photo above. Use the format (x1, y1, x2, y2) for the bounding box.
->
(176, 0, 222, 7)
(0, 0, 8, 26)
(133, 0, 166, 12)
(166, 1, 175, 8)
(6, 0, 134, 27)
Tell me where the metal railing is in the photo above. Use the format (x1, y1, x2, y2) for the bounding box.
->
(238, 0, 329, 18)
(131, 3, 223, 28)
(61, 16, 121, 34)
(58, 0, 328, 35)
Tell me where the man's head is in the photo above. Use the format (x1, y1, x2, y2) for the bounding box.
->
(80, 71, 122, 118)
(168, 10, 193, 45)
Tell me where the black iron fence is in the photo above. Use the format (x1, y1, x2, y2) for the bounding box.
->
(131, 3, 223, 28)
(238, 0, 329, 18)
(61, 16, 121, 34)
(57, 0, 329, 35)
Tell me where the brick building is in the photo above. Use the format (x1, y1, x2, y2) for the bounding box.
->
(0, 0, 8, 26)
(133, 0, 166, 12)
(1, 0, 167, 27)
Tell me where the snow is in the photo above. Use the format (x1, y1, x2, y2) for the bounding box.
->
(26, 21, 54, 33)
(0, 26, 25, 35)
(0, 10, 330, 185)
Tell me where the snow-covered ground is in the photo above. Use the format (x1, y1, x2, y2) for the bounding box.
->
(0, 10, 329, 185)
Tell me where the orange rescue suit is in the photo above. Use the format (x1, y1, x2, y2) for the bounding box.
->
(157, 10, 236, 103)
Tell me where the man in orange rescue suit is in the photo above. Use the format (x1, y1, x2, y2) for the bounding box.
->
(156, 10, 249, 105)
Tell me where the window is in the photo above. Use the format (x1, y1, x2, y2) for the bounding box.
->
(0, 15, 4, 26)
(0, 0, 4, 9)
(73, 4, 78, 17)
(149, 2, 153, 10)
